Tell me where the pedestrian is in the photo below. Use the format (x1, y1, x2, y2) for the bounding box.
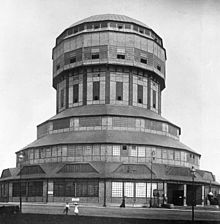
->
(74, 202, 79, 215)
(63, 202, 70, 215)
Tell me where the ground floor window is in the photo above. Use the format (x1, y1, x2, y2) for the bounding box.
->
(12, 181, 43, 197)
(112, 181, 158, 198)
(54, 180, 98, 197)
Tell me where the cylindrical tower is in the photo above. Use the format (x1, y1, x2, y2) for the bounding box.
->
(0, 14, 219, 206)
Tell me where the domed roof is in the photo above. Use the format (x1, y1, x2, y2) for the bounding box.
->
(69, 14, 149, 29)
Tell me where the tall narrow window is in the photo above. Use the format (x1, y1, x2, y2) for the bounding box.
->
(153, 90, 156, 109)
(73, 84, 79, 103)
(60, 89, 64, 108)
(116, 82, 123, 101)
(137, 85, 143, 104)
(93, 81, 100, 100)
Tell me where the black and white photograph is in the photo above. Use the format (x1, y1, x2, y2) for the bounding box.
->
(0, 0, 220, 223)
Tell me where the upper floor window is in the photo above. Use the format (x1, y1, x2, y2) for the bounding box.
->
(140, 58, 147, 64)
(60, 89, 64, 108)
(73, 84, 79, 103)
(116, 82, 123, 101)
(157, 65, 161, 71)
(92, 53, 99, 59)
(56, 64, 60, 71)
(152, 90, 156, 109)
(70, 57, 76, 64)
(93, 81, 100, 100)
(137, 85, 143, 104)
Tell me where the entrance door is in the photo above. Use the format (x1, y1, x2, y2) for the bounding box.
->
(173, 190, 184, 206)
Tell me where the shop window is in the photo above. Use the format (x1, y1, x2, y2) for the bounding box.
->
(93, 81, 100, 100)
(73, 84, 79, 103)
(116, 82, 123, 100)
(76, 181, 98, 197)
(28, 181, 43, 197)
(136, 183, 146, 197)
(54, 181, 65, 196)
(137, 85, 143, 104)
(112, 182, 122, 197)
(124, 182, 134, 197)
(113, 145, 120, 156)
(12, 182, 26, 197)
(65, 181, 75, 197)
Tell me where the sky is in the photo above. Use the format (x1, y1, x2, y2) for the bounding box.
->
(0, 0, 220, 182)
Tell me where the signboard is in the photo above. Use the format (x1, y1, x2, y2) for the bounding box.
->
(48, 191, 53, 195)
(72, 197, 80, 202)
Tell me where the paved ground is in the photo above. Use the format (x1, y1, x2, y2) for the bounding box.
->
(1, 202, 220, 222)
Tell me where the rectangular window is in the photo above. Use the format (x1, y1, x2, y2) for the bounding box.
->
(73, 84, 79, 103)
(124, 182, 134, 197)
(110, 22, 117, 28)
(147, 183, 157, 197)
(112, 182, 122, 197)
(130, 146, 137, 157)
(65, 181, 75, 197)
(12, 182, 26, 197)
(28, 181, 43, 197)
(157, 65, 161, 71)
(153, 90, 156, 109)
(92, 53, 99, 59)
(116, 82, 123, 101)
(60, 89, 64, 108)
(70, 57, 76, 64)
(125, 24, 131, 29)
(117, 23, 123, 29)
(53, 118, 70, 130)
(140, 58, 147, 64)
(101, 22, 108, 28)
(56, 64, 60, 70)
(54, 181, 65, 196)
(117, 54, 125, 59)
(138, 146, 145, 157)
(136, 183, 146, 197)
(137, 85, 143, 104)
(113, 145, 120, 156)
(93, 81, 100, 100)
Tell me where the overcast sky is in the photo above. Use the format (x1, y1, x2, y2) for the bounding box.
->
(1, 0, 220, 182)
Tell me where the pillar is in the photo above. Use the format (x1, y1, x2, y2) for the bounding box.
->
(183, 184, 187, 206)
(163, 182, 167, 204)
(202, 185, 205, 206)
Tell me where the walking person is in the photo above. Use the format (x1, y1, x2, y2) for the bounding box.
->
(74, 202, 79, 215)
(63, 202, 70, 215)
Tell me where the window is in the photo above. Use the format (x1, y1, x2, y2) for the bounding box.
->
(112, 182, 122, 197)
(147, 183, 157, 197)
(28, 181, 43, 196)
(140, 58, 147, 64)
(125, 24, 131, 29)
(73, 84, 79, 103)
(60, 89, 64, 108)
(76, 181, 98, 197)
(56, 64, 60, 70)
(130, 146, 137, 157)
(133, 25, 138, 31)
(101, 22, 108, 28)
(118, 23, 123, 29)
(70, 57, 76, 64)
(93, 81, 100, 100)
(138, 147, 145, 157)
(53, 118, 70, 130)
(94, 23, 100, 29)
(117, 54, 125, 59)
(116, 82, 123, 100)
(54, 181, 65, 196)
(86, 23, 93, 29)
(124, 182, 134, 197)
(12, 182, 26, 197)
(152, 90, 156, 109)
(136, 183, 146, 197)
(113, 145, 120, 156)
(157, 65, 161, 71)
(110, 22, 116, 28)
(139, 27, 144, 34)
(137, 85, 143, 104)
(65, 181, 75, 197)
(92, 53, 99, 59)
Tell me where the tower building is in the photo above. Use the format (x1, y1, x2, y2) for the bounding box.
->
(0, 14, 219, 206)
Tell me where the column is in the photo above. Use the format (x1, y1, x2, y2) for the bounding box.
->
(202, 185, 205, 206)
(183, 184, 187, 206)
(163, 182, 167, 204)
